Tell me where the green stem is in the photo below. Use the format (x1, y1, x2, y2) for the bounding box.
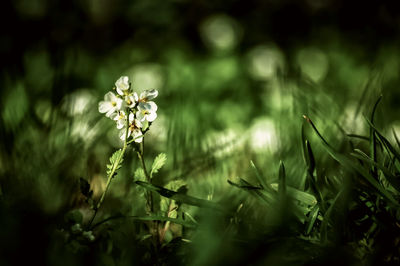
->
(137, 139, 160, 246)
(88, 112, 130, 229)
(137, 140, 153, 213)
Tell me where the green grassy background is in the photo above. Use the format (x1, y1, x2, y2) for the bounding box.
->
(1, 0, 400, 265)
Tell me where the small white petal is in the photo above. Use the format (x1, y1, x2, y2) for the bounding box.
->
(128, 113, 135, 123)
(132, 130, 143, 143)
(146, 111, 157, 122)
(115, 97, 123, 109)
(147, 101, 158, 112)
(136, 110, 146, 121)
(119, 128, 131, 140)
(98, 101, 111, 113)
(104, 91, 116, 101)
(125, 95, 135, 108)
(140, 89, 158, 101)
(105, 109, 117, 117)
(116, 88, 124, 96)
(133, 92, 139, 102)
(135, 119, 143, 128)
(146, 89, 158, 100)
(138, 102, 152, 111)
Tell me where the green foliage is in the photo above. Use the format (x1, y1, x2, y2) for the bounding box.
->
(106, 149, 124, 177)
(135, 181, 223, 211)
(150, 152, 167, 177)
(160, 179, 186, 219)
(3, 3, 400, 264)
(65, 210, 83, 225)
(2, 83, 29, 131)
(134, 168, 146, 182)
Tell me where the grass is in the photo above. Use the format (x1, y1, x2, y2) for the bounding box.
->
(1, 40, 400, 266)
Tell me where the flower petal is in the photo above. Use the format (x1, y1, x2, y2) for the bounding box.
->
(104, 91, 116, 101)
(115, 76, 130, 95)
(136, 110, 146, 121)
(105, 108, 117, 117)
(146, 111, 157, 122)
(138, 102, 152, 111)
(147, 101, 158, 112)
(136, 119, 143, 128)
(132, 130, 143, 143)
(140, 89, 158, 100)
(119, 128, 131, 140)
(98, 101, 111, 113)
(128, 113, 135, 123)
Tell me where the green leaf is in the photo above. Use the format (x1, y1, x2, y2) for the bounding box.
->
(303, 115, 398, 206)
(369, 95, 382, 177)
(64, 210, 83, 224)
(367, 119, 400, 163)
(321, 189, 344, 243)
(392, 129, 400, 150)
(278, 160, 286, 195)
(2, 83, 29, 130)
(346, 134, 370, 141)
(160, 180, 187, 218)
(250, 160, 272, 191)
(107, 149, 124, 176)
(150, 153, 167, 177)
(165, 179, 186, 191)
(351, 149, 400, 192)
(135, 181, 224, 211)
(306, 205, 319, 235)
(270, 183, 317, 206)
(228, 179, 274, 204)
(134, 168, 146, 182)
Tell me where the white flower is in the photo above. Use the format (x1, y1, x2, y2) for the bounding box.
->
(134, 89, 158, 122)
(119, 113, 143, 143)
(138, 89, 158, 101)
(115, 76, 130, 96)
(98, 92, 123, 117)
(111, 110, 127, 129)
(124, 95, 136, 108)
(136, 101, 157, 122)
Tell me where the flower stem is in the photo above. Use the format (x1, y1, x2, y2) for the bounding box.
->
(137, 139, 153, 213)
(137, 139, 160, 246)
(87, 113, 130, 229)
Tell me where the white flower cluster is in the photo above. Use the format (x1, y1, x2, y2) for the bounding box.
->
(98, 76, 158, 143)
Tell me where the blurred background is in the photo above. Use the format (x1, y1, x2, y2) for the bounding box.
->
(1, 0, 400, 265)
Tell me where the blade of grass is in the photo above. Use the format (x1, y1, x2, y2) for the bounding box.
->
(250, 160, 272, 191)
(303, 115, 398, 206)
(320, 189, 344, 243)
(228, 179, 275, 204)
(366, 118, 400, 161)
(278, 160, 286, 195)
(351, 149, 400, 192)
(135, 181, 224, 211)
(306, 204, 319, 235)
(392, 128, 400, 150)
(346, 134, 370, 141)
(369, 95, 382, 177)
(270, 183, 317, 206)
(366, 118, 400, 173)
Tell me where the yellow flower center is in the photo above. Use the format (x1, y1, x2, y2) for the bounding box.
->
(111, 101, 117, 107)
